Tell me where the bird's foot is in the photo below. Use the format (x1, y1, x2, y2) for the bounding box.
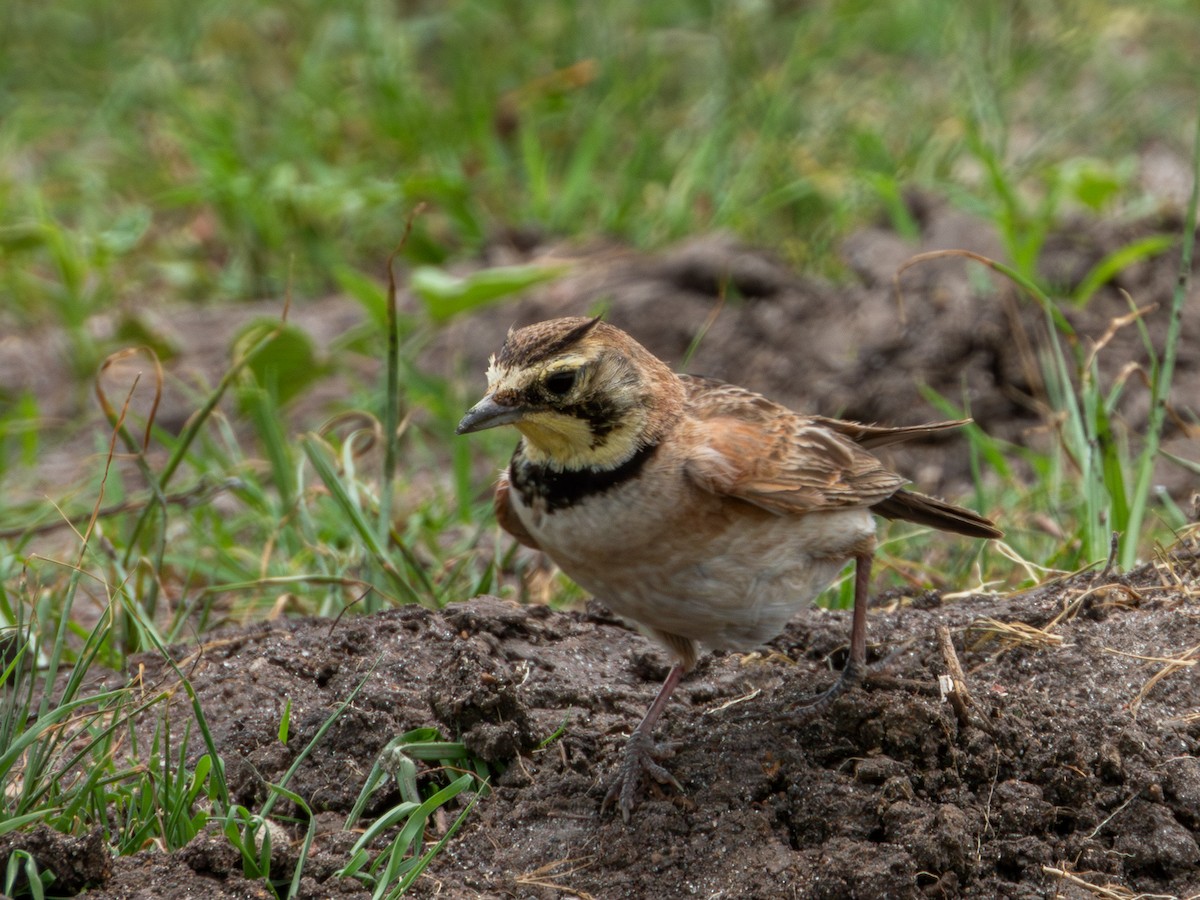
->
(601, 729, 682, 823)
(786, 658, 865, 721)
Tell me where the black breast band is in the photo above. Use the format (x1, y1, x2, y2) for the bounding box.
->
(509, 442, 659, 512)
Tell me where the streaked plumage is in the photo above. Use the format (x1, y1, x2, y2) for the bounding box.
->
(458, 316, 1000, 820)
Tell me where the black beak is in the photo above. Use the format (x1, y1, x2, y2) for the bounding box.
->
(456, 395, 527, 435)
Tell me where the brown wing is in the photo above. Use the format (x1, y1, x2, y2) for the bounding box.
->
(494, 471, 541, 549)
(679, 376, 1001, 535)
(680, 378, 906, 514)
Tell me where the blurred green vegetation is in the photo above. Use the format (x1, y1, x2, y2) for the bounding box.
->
(2, 0, 1195, 315)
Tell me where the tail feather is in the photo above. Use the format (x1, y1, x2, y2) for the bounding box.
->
(872, 489, 1002, 540)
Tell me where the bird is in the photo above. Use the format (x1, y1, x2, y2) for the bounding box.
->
(456, 315, 1001, 821)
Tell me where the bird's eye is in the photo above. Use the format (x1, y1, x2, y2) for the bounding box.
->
(543, 369, 577, 396)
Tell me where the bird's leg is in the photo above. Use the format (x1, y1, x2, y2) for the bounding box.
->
(602, 663, 686, 822)
(791, 550, 872, 715)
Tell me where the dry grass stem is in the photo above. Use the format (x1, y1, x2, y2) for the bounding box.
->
(1104, 643, 1200, 717)
(1046, 582, 1144, 630)
(515, 857, 598, 899)
(967, 617, 1065, 651)
(703, 689, 762, 716)
(936, 625, 973, 721)
(1041, 864, 1189, 899)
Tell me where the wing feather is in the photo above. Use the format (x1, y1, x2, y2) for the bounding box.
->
(680, 376, 908, 514)
(685, 417, 906, 513)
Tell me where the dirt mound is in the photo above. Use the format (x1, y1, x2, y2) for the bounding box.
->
(11, 541, 1198, 898)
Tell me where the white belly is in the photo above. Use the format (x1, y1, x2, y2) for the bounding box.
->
(511, 474, 875, 651)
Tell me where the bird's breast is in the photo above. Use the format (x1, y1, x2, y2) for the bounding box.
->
(507, 450, 876, 649)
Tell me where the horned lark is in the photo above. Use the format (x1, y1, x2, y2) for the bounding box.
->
(457, 316, 1001, 820)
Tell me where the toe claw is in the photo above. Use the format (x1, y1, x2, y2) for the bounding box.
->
(788, 659, 865, 721)
(602, 730, 682, 822)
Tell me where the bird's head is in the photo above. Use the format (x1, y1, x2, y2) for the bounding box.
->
(456, 316, 683, 469)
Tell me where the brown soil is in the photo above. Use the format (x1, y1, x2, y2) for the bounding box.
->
(6, 547, 1199, 899)
(3, 202, 1200, 898)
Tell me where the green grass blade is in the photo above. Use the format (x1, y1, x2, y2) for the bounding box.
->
(258, 651, 384, 823)
(301, 433, 424, 606)
(1070, 234, 1176, 307)
(392, 775, 482, 895)
(1123, 112, 1200, 567)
